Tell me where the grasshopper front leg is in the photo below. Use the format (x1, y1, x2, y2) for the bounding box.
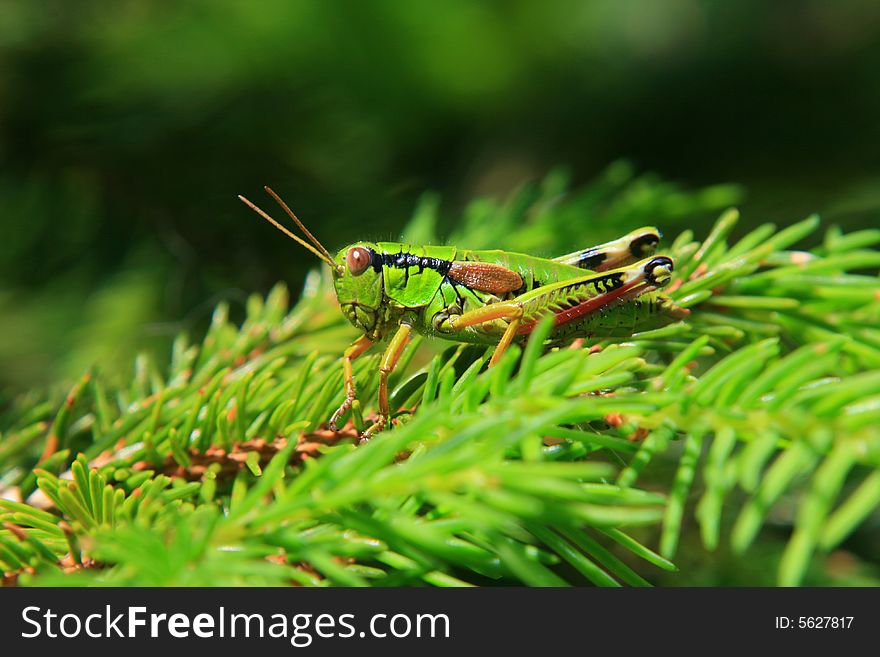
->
(328, 334, 374, 431)
(360, 323, 412, 442)
(328, 325, 412, 441)
(449, 256, 676, 366)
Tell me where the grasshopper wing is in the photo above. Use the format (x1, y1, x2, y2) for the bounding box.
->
(447, 261, 523, 295)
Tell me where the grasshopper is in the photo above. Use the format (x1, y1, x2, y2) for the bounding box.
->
(240, 187, 688, 441)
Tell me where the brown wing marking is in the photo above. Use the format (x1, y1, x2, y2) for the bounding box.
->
(447, 261, 523, 295)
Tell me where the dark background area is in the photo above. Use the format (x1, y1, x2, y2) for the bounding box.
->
(2, 0, 879, 393)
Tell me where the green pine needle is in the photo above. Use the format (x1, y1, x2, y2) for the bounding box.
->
(1, 165, 878, 587)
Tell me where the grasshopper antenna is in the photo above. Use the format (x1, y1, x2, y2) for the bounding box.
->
(238, 193, 341, 272)
(263, 186, 334, 262)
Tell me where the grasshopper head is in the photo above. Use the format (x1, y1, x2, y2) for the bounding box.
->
(333, 243, 385, 336)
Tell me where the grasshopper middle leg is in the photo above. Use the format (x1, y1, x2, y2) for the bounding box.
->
(448, 302, 524, 368)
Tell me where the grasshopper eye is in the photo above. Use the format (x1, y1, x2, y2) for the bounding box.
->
(346, 247, 371, 276)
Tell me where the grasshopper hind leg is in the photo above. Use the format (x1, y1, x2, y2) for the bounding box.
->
(554, 227, 661, 271)
(448, 256, 677, 366)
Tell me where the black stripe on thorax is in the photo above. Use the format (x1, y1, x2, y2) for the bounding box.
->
(369, 248, 452, 276)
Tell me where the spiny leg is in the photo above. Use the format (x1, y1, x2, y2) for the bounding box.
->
(360, 323, 412, 442)
(328, 334, 374, 431)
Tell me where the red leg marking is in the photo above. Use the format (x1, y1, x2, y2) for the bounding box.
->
(516, 278, 645, 336)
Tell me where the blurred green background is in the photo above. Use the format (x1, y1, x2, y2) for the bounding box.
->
(2, 0, 879, 396)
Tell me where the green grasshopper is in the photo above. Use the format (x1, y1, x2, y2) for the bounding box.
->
(240, 187, 688, 440)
